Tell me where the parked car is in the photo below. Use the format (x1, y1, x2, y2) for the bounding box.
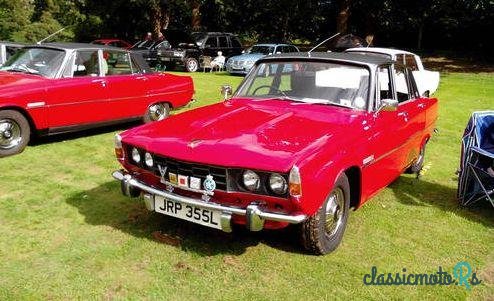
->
(157, 30, 243, 72)
(0, 41, 25, 66)
(0, 43, 194, 157)
(91, 39, 132, 49)
(112, 52, 438, 254)
(225, 43, 299, 75)
(130, 39, 170, 67)
(345, 47, 440, 96)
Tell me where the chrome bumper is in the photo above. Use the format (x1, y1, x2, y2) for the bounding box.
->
(112, 170, 306, 232)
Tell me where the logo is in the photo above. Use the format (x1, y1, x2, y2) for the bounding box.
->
(203, 175, 216, 192)
(158, 164, 168, 178)
(188, 139, 203, 149)
(363, 261, 482, 290)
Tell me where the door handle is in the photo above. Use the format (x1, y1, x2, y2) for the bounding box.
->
(92, 79, 106, 87)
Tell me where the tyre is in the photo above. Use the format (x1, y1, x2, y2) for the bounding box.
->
(144, 103, 170, 123)
(0, 110, 31, 157)
(184, 57, 199, 72)
(406, 141, 427, 174)
(300, 173, 350, 255)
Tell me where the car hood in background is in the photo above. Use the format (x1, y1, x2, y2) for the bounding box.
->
(122, 98, 365, 172)
(228, 53, 266, 62)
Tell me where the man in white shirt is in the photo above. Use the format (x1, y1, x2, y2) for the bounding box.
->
(210, 51, 225, 71)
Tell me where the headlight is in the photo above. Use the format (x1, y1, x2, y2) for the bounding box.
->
(243, 170, 260, 191)
(269, 173, 287, 195)
(144, 152, 154, 167)
(131, 148, 141, 163)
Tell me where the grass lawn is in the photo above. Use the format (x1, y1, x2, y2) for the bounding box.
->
(0, 71, 493, 300)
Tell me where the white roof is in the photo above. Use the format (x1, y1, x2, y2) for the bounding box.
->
(345, 47, 416, 56)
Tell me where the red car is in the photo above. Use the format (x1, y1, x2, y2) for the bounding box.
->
(91, 39, 133, 49)
(113, 52, 438, 254)
(0, 43, 194, 157)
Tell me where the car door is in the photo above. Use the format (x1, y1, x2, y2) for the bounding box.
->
(46, 49, 109, 129)
(104, 50, 147, 120)
(361, 65, 410, 197)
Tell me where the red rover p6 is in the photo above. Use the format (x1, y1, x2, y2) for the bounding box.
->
(113, 52, 438, 254)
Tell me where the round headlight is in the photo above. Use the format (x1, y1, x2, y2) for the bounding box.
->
(131, 148, 141, 163)
(269, 173, 288, 195)
(144, 152, 154, 167)
(243, 170, 260, 191)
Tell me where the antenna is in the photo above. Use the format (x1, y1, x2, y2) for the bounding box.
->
(37, 27, 67, 44)
(308, 32, 341, 53)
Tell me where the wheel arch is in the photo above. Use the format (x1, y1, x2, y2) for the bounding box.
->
(0, 105, 38, 135)
(343, 166, 362, 209)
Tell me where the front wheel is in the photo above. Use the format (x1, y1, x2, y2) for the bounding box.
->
(300, 173, 350, 255)
(144, 103, 170, 123)
(184, 57, 199, 72)
(0, 110, 31, 157)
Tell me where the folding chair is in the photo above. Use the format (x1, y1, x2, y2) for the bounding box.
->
(200, 56, 212, 72)
(457, 111, 494, 208)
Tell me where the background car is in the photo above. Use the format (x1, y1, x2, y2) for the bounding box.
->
(225, 43, 299, 75)
(112, 52, 438, 255)
(0, 41, 26, 66)
(157, 30, 243, 72)
(345, 47, 440, 96)
(0, 43, 194, 157)
(91, 39, 133, 49)
(130, 39, 169, 67)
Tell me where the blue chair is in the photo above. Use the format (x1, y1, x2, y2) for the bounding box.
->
(458, 111, 494, 207)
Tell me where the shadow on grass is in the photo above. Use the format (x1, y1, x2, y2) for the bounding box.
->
(29, 121, 141, 146)
(66, 181, 306, 256)
(389, 175, 494, 228)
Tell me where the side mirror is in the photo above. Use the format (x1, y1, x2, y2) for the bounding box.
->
(422, 90, 430, 98)
(380, 98, 398, 112)
(221, 85, 233, 100)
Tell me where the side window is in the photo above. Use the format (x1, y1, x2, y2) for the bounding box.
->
(377, 66, 393, 109)
(105, 51, 133, 75)
(394, 64, 410, 103)
(396, 54, 405, 65)
(205, 37, 217, 48)
(290, 46, 298, 53)
(218, 36, 228, 48)
(73, 50, 99, 77)
(405, 54, 419, 71)
(5, 46, 20, 60)
(231, 38, 241, 48)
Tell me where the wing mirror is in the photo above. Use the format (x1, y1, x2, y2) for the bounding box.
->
(221, 85, 233, 100)
(380, 98, 398, 112)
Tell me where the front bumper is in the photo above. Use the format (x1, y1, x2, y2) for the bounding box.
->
(112, 170, 307, 232)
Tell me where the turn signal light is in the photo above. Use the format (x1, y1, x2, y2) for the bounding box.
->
(289, 166, 302, 197)
(114, 134, 124, 159)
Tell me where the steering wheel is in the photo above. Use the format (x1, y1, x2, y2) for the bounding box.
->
(252, 85, 286, 96)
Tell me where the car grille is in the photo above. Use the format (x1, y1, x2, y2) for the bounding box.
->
(231, 60, 244, 68)
(153, 155, 228, 191)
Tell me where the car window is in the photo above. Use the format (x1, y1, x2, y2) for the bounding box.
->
(238, 61, 369, 110)
(231, 38, 241, 48)
(205, 37, 217, 48)
(5, 46, 20, 60)
(394, 64, 411, 103)
(73, 50, 100, 77)
(377, 66, 393, 109)
(105, 51, 133, 75)
(218, 36, 228, 48)
(405, 54, 419, 71)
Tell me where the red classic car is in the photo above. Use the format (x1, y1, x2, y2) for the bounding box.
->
(0, 43, 194, 157)
(112, 52, 438, 254)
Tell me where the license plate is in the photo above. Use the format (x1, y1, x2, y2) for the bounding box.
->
(154, 195, 221, 230)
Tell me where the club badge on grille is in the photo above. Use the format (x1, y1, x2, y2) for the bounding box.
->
(158, 165, 168, 183)
(203, 175, 216, 192)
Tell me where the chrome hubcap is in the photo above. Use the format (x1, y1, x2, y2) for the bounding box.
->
(0, 119, 22, 149)
(148, 104, 167, 121)
(325, 188, 345, 236)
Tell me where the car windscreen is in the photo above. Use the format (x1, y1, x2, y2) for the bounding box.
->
(191, 32, 207, 46)
(248, 46, 275, 55)
(236, 61, 370, 110)
(164, 30, 195, 47)
(0, 47, 66, 78)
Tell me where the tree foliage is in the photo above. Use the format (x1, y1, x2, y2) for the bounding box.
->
(0, 0, 491, 53)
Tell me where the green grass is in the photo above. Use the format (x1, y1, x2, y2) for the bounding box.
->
(0, 71, 493, 300)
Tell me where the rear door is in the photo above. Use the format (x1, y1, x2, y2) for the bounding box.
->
(47, 49, 109, 128)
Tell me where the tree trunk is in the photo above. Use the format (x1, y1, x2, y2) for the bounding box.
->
(336, 0, 351, 34)
(417, 23, 424, 50)
(191, 0, 201, 31)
